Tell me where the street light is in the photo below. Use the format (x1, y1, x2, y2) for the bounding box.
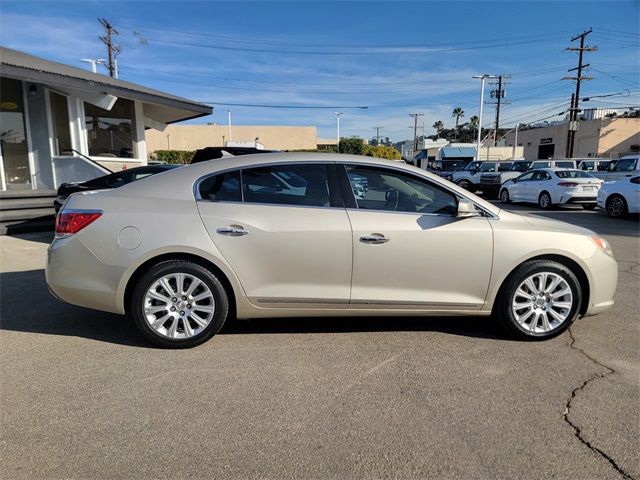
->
(472, 75, 497, 160)
(81, 58, 107, 73)
(333, 112, 343, 153)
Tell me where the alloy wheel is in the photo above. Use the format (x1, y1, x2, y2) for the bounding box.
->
(143, 273, 216, 339)
(511, 272, 573, 334)
(500, 189, 509, 203)
(539, 193, 551, 209)
(607, 196, 625, 217)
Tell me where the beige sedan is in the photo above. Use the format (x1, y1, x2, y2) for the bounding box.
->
(46, 153, 618, 348)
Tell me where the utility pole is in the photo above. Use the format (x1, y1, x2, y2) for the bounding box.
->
(409, 113, 423, 162)
(81, 58, 106, 73)
(372, 126, 384, 145)
(227, 110, 232, 144)
(472, 75, 497, 160)
(99, 18, 120, 78)
(488, 75, 511, 146)
(564, 28, 596, 158)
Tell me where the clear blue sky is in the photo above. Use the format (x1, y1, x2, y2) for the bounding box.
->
(1, 1, 638, 141)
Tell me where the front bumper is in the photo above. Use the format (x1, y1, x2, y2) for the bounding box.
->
(46, 235, 123, 314)
(583, 249, 618, 316)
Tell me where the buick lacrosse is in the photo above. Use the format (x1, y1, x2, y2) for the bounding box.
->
(47, 153, 618, 348)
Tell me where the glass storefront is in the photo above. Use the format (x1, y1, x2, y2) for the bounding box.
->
(84, 98, 135, 158)
(0, 78, 31, 188)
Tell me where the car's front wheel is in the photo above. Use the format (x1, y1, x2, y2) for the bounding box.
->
(495, 260, 581, 340)
(499, 188, 510, 204)
(457, 179, 472, 191)
(131, 260, 230, 348)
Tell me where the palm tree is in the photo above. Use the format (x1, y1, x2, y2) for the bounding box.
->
(452, 107, 465, 141)
(469, 115, 479, 130)
(433, 120, 444, 138)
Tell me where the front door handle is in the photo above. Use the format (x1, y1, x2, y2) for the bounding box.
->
(360, 234, 389, 244)
(217, 226, 249, 236)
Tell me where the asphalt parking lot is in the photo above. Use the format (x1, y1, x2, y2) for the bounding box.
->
(1, 204, 638, 479)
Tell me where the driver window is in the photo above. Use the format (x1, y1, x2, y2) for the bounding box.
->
(517, 171, 535, 182)
(345, 165, 457, 215)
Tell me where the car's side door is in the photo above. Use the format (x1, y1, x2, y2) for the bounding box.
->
(510, 171, 534, 201)
(196, 163, 353, 308)
(528, 170, 552, 202)
(341, 164, 493, 310)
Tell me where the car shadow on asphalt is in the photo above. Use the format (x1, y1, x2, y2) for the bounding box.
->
(0, 269, 510, 347)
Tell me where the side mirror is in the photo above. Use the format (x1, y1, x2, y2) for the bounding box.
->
(457, 198, 480, 218)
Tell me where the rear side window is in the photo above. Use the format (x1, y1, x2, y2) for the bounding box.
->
(199, 171, 241, 202)
(556, 161, 575, 169)
(480, 162, 496, 172)
(532, 161, 551, 169)
(242, 164, 330, 207)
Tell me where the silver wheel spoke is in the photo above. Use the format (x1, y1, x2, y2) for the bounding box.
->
(143, 272, 216, 340)
(159, 278, 175, 297)
(552, 288, 571, 299)
(175, 273, 186, 295)
(147, 290, 170, 304)
(552, 301, 573, 310)
(190, 312, 208, 328)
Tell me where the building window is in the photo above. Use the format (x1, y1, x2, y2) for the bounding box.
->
(49, 91, 72, 155)
(84, 98, 135, 158)
(0, 78, 31, 187)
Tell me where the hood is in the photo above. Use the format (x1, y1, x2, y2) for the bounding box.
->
(519, 212, 594, 236)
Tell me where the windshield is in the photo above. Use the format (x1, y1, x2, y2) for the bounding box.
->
(555, 170, 595, 179)
(464, 161, 482, 171)
(510, 161, 531, 172)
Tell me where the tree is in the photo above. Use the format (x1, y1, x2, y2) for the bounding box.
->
(469, 115, 479, 130)
(364, 144, 401, 160)
(452, 107, 465, 130)
(338, 136, 365, 155)
(433, 120, 444, 138)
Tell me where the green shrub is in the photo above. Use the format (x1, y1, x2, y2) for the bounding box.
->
(151, 150, 195, 164)
(338, 137, 366, 155)
(364, 145, 402, 160)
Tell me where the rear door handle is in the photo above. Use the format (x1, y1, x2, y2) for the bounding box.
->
(360, 234, 389, 244)
(217, 226, 249, 236)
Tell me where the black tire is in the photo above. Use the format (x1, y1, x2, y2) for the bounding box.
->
(538, 191, 552, 209)
(131, 259, 230, 348)
(582, 203, 597, 210)
(457, 179, 472, 191)
(606, 194, 628, 218)
(499, 188, 510, 204)
(495, 260, 582, 340)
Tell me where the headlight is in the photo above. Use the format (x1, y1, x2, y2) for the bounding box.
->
(590, 236, 614, 257)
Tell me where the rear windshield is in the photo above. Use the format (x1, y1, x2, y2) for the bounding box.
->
(556, 161, 575, 169)
(555, 170, 595, 179)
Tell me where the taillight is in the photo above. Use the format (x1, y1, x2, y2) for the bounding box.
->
(55, 210, 102, 237)
(557, 182, 578, 187)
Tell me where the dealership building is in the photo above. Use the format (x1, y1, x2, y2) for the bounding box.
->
(0, 46, 212, 192)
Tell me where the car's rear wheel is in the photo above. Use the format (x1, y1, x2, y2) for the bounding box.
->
(457, 179, 472, 191)
(538, 191, 552, 209)
(582, 204, 596, 210)
(495, 260, 581, 340)
(499, 188, 510, 204)
(131, 260, 229, 348)
(606, 194, 627, 218)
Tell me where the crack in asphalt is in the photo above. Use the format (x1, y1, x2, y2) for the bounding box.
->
(564, 328, 636, 480)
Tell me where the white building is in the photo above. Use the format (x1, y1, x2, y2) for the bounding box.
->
(0, 47, 212, 192)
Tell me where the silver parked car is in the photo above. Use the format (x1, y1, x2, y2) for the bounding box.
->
(47, 153, 618, 348)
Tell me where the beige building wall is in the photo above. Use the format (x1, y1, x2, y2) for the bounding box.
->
(503, 118, 640, 159)
(146, 125, 318, 156)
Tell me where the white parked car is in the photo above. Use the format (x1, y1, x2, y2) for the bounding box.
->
(500, 168, 603, 210)
(596, 175, 640, 217)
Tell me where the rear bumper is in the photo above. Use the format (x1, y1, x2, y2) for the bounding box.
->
(559, 195, 597, 205)
(46, 235, 123, 314)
